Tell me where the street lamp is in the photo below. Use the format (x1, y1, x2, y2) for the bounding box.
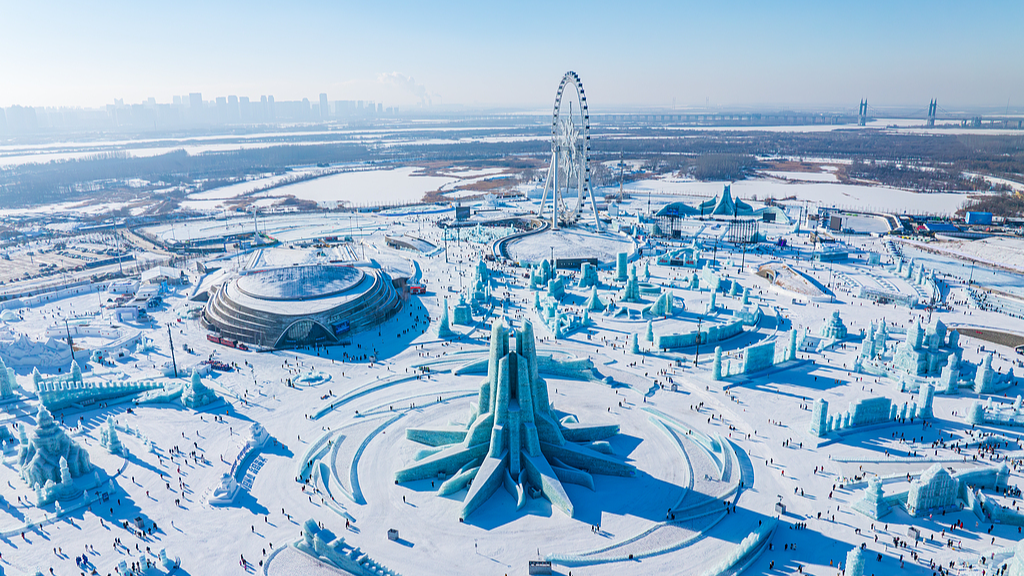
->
(694, 317, 703, 366)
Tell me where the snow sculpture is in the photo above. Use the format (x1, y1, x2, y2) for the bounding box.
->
(452, 294, 473, 326)
(711, 346, 723, 381)
(436, 297, 456, 338)
(975, 353, 995, 394)
(100, 417, 123, 455)
(845, 547, 865, 576)
(615, 252, 628, 282)
(396, 319, 635, 520)
(852, 477, 891, 519)
(819, 310, 848, 340)
(578, 262, 599, 289)
(0, 357, 16, 398)
(741, 286, 750, 305)
(729, 280, 739, 297)
(906, 464, 959, 516)
(584, 285, 605, 312)
(645, 320, 654, 342)
(642, 260, 650, 282)
(297, 518, 401, 576)
(181, 369, 218, 409)
(706, 291, 717, 313)
(69, 360, 83, 383)
(619, 265, 641, 303)
(809, 399, 828, 437)
(630, 333, 640, 354)
(19, 405, 92, 489)
(209, 472, 239, 506)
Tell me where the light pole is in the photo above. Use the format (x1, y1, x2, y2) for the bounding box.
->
(167, 324, 178, 378)
(694, 317, 702, 366)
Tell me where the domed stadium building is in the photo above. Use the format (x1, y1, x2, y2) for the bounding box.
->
(202, 264, 403, 349)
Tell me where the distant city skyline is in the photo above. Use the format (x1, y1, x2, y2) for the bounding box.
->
(1, 0, 1022, 111)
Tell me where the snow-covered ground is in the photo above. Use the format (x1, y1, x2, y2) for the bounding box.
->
(3, 203, 1024, 576)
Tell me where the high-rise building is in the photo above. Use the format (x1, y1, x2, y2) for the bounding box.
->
(377, 103, 383, 114)
(189, 93, 203, 122)
(268, 95, 275, 120)
(239, 96, 250, 121)
(228, 95, 239, 122)
(215, 96, 227, 123)
(319, 93, 329, 119)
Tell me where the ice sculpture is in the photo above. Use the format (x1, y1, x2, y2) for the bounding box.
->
(578, 262, 599, 289)
(100, 417, 123, 455)
(975, 353, 995, 394)
(436, 297, 455, 338)
(845, 547, 864, 576)
(630, 333, 640, 354)
(396, 319, 635, 520)
(819, 310, 848, 340)
(0, 356, 16, 398)
(645, 320, 655, 342)
(619, 265, 642, 303)
(584, 285, 605, 312)
(852, 477, 891, 519)
(181, 369, 218, 409)
(906, 464, 958, 516)
(19, 405, 92, 489)
(712, 346, 723, 381)
(452, 294, 473, 326)
(615, 252, 627, 282)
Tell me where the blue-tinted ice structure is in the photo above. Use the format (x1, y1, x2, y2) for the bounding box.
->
(298, 518, 401, 576)
(181, 369, 218, 409)
(584, 285, 605, 312)
(531, 259, 554, 289)
(0, 357, 16, 398)
(99, 417, 123, 455)
(396, 319, 635, 520)
(615, 252, 627, 282)
(19, 405, 92, 489)
(34, 360, 163, 411)
(644, 291, 674, 317)
(906, 464, 958, 516)
(436, 297, 455, 338)
(619, 265, 642, 303)
(35, 456, 81, 506)
(645, 320, 655, 342)
(852, 477, 891, 519)
(469, 258, 492, 305)
(452, 294, 473, 326)
(892, 320, 959, 377)
(819, 310, 848, 340)
(845, 547, 865, 576)
(577, 262, 599, 288)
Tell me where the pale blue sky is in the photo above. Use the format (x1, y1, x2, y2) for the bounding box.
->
(1, 0, 1021, 111)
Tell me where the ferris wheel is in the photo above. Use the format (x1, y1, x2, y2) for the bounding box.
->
(539, 71, 601, 230)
